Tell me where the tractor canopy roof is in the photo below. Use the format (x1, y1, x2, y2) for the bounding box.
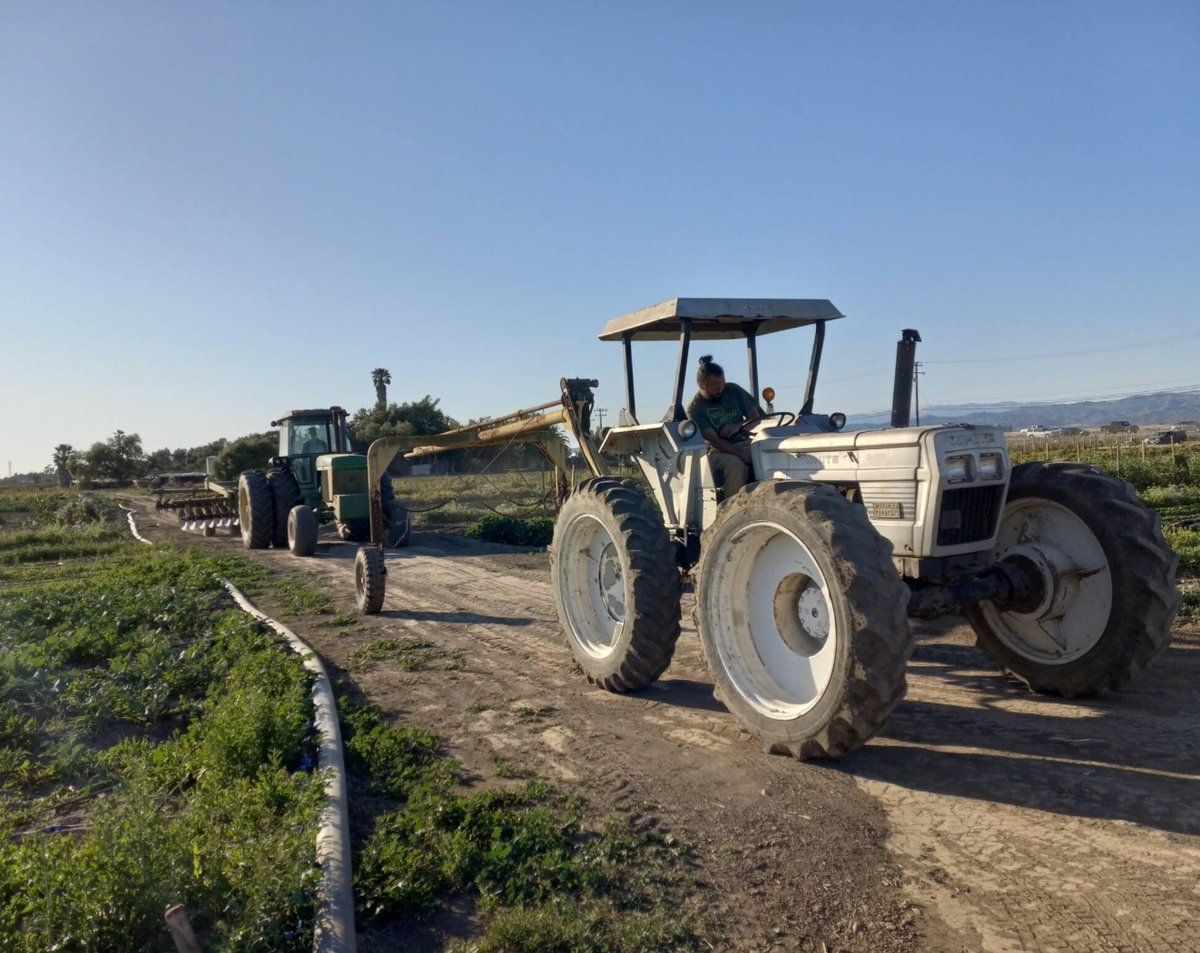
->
(271, 407, 347, 426)
(599, 298, 843, 342)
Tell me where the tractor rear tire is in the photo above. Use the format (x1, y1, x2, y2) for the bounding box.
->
(238, 470, 274, 550)
(964, 462, 1179, 696)
(268, 468, 303, 548)
(288, 505, 318, 557)
(551, 478, 681, 691)
(385, 500, 411, 548)
(355, 546, 386, 614)
(694, 481, 911, 760)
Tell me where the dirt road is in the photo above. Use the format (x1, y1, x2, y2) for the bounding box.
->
(136, 503, 1200, 952)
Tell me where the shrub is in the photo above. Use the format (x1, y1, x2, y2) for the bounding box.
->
(466, 514, 554, 547)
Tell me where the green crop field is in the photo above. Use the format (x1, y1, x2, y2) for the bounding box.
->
(0, 496, 323, 951)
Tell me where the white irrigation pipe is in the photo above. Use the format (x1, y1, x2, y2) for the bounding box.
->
(120, 506, 155, 545)
(122, 506, 356, 952)
(221, 581, 357, 953)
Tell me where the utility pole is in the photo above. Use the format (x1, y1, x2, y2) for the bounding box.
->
(595, 408, 607, 432)
(913, 362, 925, 425)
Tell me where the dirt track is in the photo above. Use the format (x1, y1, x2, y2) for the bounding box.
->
(136, 501, 1200, 952)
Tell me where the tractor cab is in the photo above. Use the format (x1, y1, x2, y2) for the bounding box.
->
(598, 297, 846, 430)
(596, 299, 852, 535)
(270, 407, 365, 511)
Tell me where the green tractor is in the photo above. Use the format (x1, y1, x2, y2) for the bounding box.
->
(236, 406, 410, 556)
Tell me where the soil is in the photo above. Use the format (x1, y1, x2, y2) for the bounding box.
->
(130, 498, 1200, 953)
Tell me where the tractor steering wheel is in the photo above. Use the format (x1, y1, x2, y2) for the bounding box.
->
(730, 412, 795, 437)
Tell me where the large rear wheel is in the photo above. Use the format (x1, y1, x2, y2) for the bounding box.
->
(268, 468, 302, 548)
(695, 481, 911, 759)
(552, 478, 681, 691)
(964, 462, 1179, 696)
(237, 470, 274, 550)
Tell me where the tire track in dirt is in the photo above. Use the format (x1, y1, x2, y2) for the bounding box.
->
(845, 622, 1200, 952)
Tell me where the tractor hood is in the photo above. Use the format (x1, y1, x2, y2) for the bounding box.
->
(775, 424, 1006, 455)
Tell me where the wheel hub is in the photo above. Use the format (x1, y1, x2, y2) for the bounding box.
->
(597, 541, 625, 621)
(980, 498, 1112, 663)
(772, 573, 829, 657)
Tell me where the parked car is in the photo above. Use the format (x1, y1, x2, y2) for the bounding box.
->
(1144, 430, 1188, 446)
(1024, 427, 1063, 438)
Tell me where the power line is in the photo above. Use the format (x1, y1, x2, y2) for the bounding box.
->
(847, 379, 1200, 419)
(922, 330, 1200, 365)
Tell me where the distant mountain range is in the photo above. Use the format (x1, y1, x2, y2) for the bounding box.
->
(853, 390, 1200, 430)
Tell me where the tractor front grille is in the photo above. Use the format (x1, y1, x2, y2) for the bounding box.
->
(936, 485, 1005, 547)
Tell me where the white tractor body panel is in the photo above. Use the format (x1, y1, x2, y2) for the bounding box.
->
(601, 420, 1011, 573)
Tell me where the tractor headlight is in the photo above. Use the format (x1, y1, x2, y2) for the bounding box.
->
(829, 412, 847, 431)
(978, 453, 1005, 481)
(679, 419, 698, 440)
(944, 455, 973, 484)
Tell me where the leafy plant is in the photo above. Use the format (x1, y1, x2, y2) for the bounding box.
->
(466, 514, 554, 547)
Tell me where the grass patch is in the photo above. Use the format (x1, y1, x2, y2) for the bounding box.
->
(514, 705, 558, 722)
(0, 535, 320, 951)
(1179, 581, 1200, 620)
(1166, 527, 1200, 578)
(340, 699, 703, 950)
(466, 514, 554, 547)
(346, 638, 463, 672)
(265, 578, 335, 616)
(492, 755, 536, 780)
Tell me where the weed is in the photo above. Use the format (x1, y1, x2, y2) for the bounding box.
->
(514, 705, 557, 722)
(347, 638, 462, 672)
(492, 755, 536, 780)
(1165, 527, 1200, 577)
(267, 579, 335, 616)
(341, 698, 702, 950)
(466, 514, 553, 547)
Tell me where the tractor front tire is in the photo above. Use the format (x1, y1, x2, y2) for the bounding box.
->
(551, 478, 681, 691)
(355, 546, 386, 614)
(964, 462, 1179, 696)
(694, 481, 911, 760)
(288, 505, 319, 557)
(238, 470, 274, 550)
(268, 468, 303, 548)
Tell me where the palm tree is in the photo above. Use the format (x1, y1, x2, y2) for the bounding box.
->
(372, 368, 391, 409)
(52, 444, 74, 488)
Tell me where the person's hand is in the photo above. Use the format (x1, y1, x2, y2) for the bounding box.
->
(736, 444, 752, 464)
(718, 422, 740, 438)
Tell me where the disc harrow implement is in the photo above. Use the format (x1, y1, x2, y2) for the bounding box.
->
(155, 484, 239, 536)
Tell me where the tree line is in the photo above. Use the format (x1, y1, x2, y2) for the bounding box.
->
(47, 395, 478, 488)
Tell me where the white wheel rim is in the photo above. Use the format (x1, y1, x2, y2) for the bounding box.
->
(980, 497, 1112, 664)
(558, 514, 625, 658)
(704, 520, 837, 718)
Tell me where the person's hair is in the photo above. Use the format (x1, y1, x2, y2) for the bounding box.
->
(697, 355, 724, 384)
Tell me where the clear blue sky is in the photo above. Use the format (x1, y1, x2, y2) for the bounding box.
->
(2, 1, 1197, 474)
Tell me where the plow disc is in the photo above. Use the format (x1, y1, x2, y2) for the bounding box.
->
(155, 486, 239, 536)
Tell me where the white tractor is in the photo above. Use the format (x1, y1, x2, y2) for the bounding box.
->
(551, 299, 1179, 758)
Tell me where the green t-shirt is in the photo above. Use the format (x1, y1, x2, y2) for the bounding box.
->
(687, 383, 758, 443)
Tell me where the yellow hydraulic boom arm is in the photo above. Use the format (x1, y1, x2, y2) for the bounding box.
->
(363, 378, 605, 547)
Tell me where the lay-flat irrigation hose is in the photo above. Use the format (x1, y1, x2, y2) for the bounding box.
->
(120, 506, 155, 545)
(220, 581, 357, 953)
(122, 506, 356, 952)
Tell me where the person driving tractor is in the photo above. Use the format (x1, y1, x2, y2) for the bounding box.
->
(686, 355, 762, 497)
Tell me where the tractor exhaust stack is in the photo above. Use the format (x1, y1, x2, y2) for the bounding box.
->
(891, 328, 922, 428)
